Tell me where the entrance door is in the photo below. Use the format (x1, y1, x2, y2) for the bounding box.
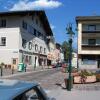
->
(12, 58, 18, 69)
(98, 60, 100, 68)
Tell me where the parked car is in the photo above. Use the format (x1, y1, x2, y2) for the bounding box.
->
(52, 63, 62, 68)
(0, 79, 55, 100)
(61, 62, 68, 68)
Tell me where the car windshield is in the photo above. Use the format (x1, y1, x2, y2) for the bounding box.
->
(13, 85, 48, 100)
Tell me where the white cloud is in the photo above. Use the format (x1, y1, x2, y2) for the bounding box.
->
(50, 24, 56, 30)
(10, 0, 62, 11)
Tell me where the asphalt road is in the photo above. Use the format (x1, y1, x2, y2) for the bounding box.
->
(3, 68, 66, 90)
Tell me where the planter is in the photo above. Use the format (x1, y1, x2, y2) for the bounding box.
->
(74, 75, 96, 84)
(72, 72, 79, 77)
(96, 74, 100, 82)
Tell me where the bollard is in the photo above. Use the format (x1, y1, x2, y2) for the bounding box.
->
(25, 66, 26, 72)
(12, 66, 14, 74)
(0, 66, 3, 76)
(24, 63, 27, 72)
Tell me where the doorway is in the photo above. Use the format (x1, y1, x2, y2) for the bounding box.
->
(12, 58, 18, 69)
(98, 60, 100, 68)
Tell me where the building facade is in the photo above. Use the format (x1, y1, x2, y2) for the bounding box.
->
(76, 16, 100, 69)
(72, 52, 77, 68)
(0, 11, 53, 69)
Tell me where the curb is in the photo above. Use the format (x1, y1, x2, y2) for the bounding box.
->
(1, 68, 53, 78)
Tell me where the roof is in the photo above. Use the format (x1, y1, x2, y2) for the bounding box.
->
(0, 79, 38, 100)
(0, 10, 53, 36)
(76, 16, 100, 23)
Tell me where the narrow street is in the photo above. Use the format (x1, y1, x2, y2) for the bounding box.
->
(2, 68, 66, 90)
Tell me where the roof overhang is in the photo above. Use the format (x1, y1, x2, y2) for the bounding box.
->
(0, 10, 53, 36)
(76, 16, 100, 24)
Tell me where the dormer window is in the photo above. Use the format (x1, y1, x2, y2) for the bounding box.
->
(22, 21, 27, 30)
(22, 39, 26, 48)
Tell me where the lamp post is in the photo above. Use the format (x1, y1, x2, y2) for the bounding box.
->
(66, 23, 75, 91)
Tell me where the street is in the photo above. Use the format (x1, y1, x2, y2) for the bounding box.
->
(2, 68, 66, 90)
(1, 67, 100, 100)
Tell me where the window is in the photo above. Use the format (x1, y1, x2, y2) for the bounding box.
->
(0, 37, 6, 46)
(12, 59, 16, 64)
(28, 42, 32, 50)
(82, 59, 96, 65)
(28, 25, 34, 34)
(22, 39, 26, 48)
(0, 19, 6, 27)
(88, 25, 96, 31)
(88, 39, 96, 45)
(37, 31, 41, 37)
(29, 56, 32, 65)
(34, 29, 36, 36)
(22, 21, 27, 30)
(44, 48, 46, 54)
(40, 46, 42, 53)
(35, 44, 38, 51)
(82, 55, 96, 65)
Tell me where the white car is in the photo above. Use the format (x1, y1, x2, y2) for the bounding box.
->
(0, 79, 55, 100)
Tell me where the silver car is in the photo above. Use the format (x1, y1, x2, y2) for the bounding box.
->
(0, 79, 55, 100)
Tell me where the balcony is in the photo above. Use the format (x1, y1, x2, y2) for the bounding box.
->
(82, 30, 100, 33)
(82, 44, 100, 47)
(82, 44, 100, 50)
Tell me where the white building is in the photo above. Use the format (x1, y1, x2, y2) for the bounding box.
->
(0, 10, 53, 69)
(72, 52, 77, 68)
(76, 16, 100, 69)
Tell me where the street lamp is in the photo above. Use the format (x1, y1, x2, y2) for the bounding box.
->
(66, 23, 75, 91)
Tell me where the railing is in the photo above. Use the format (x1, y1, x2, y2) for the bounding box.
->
(82, 44, 100, 47)
(82, 30, 100, 33)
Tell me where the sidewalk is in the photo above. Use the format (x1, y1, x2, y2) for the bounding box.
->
(0, 66, 52, 78)
(48, 87, 100, 100)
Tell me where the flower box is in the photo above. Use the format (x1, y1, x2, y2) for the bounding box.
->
(74, 75, 96, 84)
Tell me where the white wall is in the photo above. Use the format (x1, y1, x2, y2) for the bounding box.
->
(18, 14, 49, 66)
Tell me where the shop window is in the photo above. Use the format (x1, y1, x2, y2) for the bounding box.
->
(29, 56, 32, 65)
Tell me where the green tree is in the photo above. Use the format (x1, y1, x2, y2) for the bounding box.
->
(61, 41, 70, 62)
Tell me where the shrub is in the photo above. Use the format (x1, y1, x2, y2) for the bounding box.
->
(96, 74, 100, 82)
(79, 69, 95, 77)
(71, 67, 78, 73)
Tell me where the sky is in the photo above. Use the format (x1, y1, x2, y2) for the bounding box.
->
(0, 0, 100, 48)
